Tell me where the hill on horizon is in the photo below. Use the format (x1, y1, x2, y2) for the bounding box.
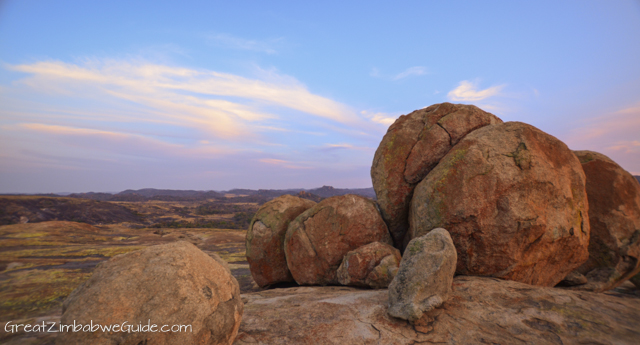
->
(1, 186, 377, 202)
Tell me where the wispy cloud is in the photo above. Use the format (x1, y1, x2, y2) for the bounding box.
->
(206, 33, 283, 54)
(447, 80, 505, 101)
(563, 104, 640, 174)
(258, 158, 312, 170)
(393, 66, 427, 80)
(7, 59, 365, 137)
(370, 66, 427, 81)
(319, 143, 374, 152)
(1, 57, 390, 192)
(360, 110, 398, 126)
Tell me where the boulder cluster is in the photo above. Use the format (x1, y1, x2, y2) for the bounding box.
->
(246, 193, 396, 289)
(247, 102, 640, 321)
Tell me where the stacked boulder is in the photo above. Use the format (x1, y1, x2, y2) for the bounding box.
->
(371, 103, 503, 248)
(246, 195, 316, 288)
(247, 194, 397, 288)
(408, 122, 590, 286)
(247, 101, 640, 322)
(337, 241, 401, 289)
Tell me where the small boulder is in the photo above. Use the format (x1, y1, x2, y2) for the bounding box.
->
(57, 241, 243, 345)
(285, 194, 392, 285)
(388, 228, 457, 322)
(337, 241, 401, 288)
(246, 195, 316, 288)
(569, 150, 640, 292)
(409, 122, 590, 286)
(371, 103, 502, 247)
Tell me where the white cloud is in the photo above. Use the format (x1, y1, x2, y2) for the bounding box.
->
(7, 59, 364, 138)
(447, 80, 505, 101)
(360, 110, 398, 126)
(393, 66, 427, 80)
(370, 66, 427, 81)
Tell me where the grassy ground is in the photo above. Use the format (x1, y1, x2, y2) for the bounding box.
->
(0, 220, 257, 344)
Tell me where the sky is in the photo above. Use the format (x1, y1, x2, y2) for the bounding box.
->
(0, 0, 639, 193)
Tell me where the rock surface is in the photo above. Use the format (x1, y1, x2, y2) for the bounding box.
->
(337, 241, 401, 288)
(569, 150, 640, 292)
(409, 121, 590, 286)
(246, 195, 316, 288)
(388, 228, 457, 321)
(632, 273, 640, 288)
(285, 194, 392, 285)
(234, 276, 640, 345)
(58, 241, 243, 345)
(371, 103, 502, 247)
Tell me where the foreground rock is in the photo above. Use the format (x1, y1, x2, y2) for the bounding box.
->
(409, 122, 589, 286)
(388, 228, 457, 321)
(285, 195, 392, 285)
(371, 103, 502, 246)
(58, 241, 243, 345)
(569, 150, 640, 292)
(336, 241, 401, 288)
(246, 195, 316, 288)
(234, 276, 640, 345)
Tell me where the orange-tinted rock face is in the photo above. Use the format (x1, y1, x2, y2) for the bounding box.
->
(285, 195, 392, 285)
(246, 195, 316, 288)
(409, 122, 590, 287)
(336, 241, 401, 288)
(371, 103, 502, 248)
(570, 150, 640, 292)
(58, 241, 243, 345)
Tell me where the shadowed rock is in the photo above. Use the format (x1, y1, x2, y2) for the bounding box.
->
(246, 195, 316, 288)
(57, 241, 243, 345)
(337, 241, 401, 289)
(567, 150, 640, 292)
(371, 103, 502, 247)
(285, 194, 392, 285)
(409, 122, 590, 286)
(388, 228, 457, 321)
(632, 273, 640, 288)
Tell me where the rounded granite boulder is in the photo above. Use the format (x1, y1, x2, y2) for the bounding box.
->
(568, 150, 640, 292)
(336, 241, 401, 289)
(285, 194, 392, 285)
(371, 102, 502, 247)
(409, 121, 590, 287)
(246, 195, 316, 288)
(57, 241, 243, 345)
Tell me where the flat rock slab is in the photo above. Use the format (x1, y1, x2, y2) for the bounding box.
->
(235, 276, 640, 345)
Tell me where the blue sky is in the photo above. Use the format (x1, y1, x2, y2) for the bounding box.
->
(1, 1, 639, 193)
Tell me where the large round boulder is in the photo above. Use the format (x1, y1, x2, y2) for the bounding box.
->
(371, 103, 502, 247)
(568, 150, 640, 292)
(409, 121, 590, 287)
(285, 194, 392, 285)
(246, 195, 316, 288)
(57, 241, 243, 345)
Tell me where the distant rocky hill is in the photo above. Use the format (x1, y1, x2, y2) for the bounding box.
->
(63, 186, 375, 202)
(70, 188, 224, 201)
(636, 175, 639, 184)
